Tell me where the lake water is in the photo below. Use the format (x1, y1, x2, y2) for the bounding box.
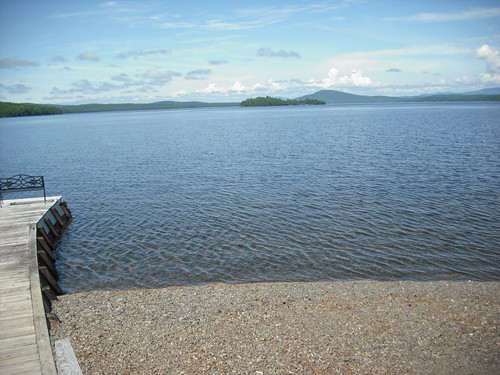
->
(1, 103, 499, 292)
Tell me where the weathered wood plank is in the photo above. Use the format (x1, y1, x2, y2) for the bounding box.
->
(0, 352, 42, 368)
(0, 279, 30, 293)
(0, 325, 36, 340)
(0, 314, 33, 330)
(0, 360, 42, 375)
(0, 333, 37, 350)
(0, 342, 38, 358)
(0, 197, 63, 375)
(0, 293, 31, 308)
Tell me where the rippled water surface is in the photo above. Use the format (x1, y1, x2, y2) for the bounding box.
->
(1, 103, 499, 292)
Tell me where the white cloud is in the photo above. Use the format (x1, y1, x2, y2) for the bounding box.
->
(196, 79, 287, 96)
(476, 44, 500, 83)
(198, 83, 219, 94)
(231, 81, 246, 92)
(198, 81, 248, 94)
(308, 68, 379, 88)
(478, 73, 500, 84)
(266, 79, 286, 91)
(476, 44, 500, 72)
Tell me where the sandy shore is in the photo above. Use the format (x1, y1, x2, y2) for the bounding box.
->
(50, 281, 499, 374)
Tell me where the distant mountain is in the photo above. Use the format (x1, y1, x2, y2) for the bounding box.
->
(295, 90, 402, 103)
(461, 88, 500, 95)
(295, 89, 500, 104)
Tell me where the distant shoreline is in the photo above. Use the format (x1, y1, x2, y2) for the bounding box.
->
(0, 101, 240, 118)
(1, 90, 499, 118)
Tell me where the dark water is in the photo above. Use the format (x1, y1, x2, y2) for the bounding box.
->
(1, 103, 499, 292)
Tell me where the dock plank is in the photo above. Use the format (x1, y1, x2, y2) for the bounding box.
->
(0, 197, 62, 375)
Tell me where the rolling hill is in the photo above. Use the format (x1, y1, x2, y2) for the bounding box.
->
(295, 89, 500, 104)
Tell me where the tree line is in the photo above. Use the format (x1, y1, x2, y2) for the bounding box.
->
(0, 102, 63, 117)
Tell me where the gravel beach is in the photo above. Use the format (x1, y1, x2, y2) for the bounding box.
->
(50, 281, 500, 375)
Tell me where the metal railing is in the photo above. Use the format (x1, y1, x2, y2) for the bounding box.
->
(0, 174, 46, 205)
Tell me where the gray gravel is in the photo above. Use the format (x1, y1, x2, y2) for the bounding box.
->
(50, 281, 500, 374)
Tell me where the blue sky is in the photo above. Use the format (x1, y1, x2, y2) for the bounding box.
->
(1, 0, 499, 104)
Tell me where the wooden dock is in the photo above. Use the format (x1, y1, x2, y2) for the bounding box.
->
(0, 197, 71, 375)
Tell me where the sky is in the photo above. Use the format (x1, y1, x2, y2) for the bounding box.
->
(1, 0, 499, 104)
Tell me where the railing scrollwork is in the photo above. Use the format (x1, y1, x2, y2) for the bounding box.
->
(0, 174, 46, 205)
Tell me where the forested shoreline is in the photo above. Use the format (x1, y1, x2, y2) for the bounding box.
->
(0, 101, 238, 118)
(0, 102, 63, 117)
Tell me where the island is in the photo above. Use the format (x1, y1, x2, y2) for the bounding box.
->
(240, 96, 326, 107)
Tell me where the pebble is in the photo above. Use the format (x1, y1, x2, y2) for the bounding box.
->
(50, 281, 500, 374)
